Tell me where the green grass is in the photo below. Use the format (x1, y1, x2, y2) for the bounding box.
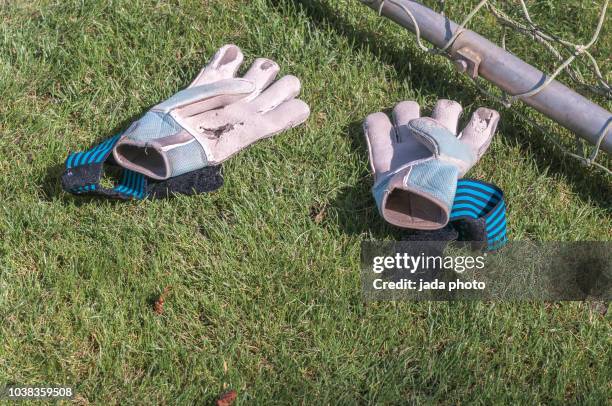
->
(1, 0, 610, 403)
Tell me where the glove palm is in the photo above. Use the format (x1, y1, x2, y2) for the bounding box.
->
(113, 45, 310, 180)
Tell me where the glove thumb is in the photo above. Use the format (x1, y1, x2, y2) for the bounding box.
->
(409, 117, 476, 176)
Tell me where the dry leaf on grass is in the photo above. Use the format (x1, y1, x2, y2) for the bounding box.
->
(310, 203, 327, 224)
(153, 286, 171, 315)
(216, 390, 237, 406)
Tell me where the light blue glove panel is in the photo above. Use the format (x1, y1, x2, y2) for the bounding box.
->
(373, 160, 459, 215)
(409, 118, 476, 173)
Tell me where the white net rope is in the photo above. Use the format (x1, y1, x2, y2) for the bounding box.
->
(360, 0, 611, 174)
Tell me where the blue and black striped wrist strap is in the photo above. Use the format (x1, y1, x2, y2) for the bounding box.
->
(61, 134, 223, 200)
(62, 134, 149, 199)
(450, 179, 507, 251)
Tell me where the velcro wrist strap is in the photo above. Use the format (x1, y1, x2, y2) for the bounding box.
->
(397, 180, 508, 253)
(450, 179, 507, 251)
(61, 134, 223, 200)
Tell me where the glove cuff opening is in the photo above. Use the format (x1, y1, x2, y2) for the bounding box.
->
(373, 160, 458, 230)
(383, 183, 450, 230)
(113, 141, 170, 180)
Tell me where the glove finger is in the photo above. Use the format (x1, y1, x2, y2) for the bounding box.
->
(459, 107, 500, 160)
(364, 112, 395, 176)
(431, 99, 463, 135)
(242, 58, 281, 101)
(392, 101, 432, 162)
(189, 44, 244, 87)
(392, 101, 420, 143)
(251, 75, 301, 113)
(261, 98, 311, 133)
(159, 79, 255, 117)
(212, 99, 310, 163)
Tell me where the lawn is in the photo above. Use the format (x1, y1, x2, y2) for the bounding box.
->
(0, 0, 610, 404)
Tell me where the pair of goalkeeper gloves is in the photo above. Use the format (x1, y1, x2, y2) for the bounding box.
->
(62, 44, 506, 249)
(364, 100, 507, 250)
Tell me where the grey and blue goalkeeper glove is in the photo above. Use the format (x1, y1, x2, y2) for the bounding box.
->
(111, 44, 310, 180)
(61, 44, 310, 200)
(364, 99, 500, 230)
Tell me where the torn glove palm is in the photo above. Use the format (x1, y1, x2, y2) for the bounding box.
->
(112, 44, 310, 180)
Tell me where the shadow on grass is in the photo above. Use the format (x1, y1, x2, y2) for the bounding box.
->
(326, 118, 387, 237)
(277, 0, 611, 211)
(41, 162, 128, 207)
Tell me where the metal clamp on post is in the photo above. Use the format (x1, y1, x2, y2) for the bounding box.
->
(453, 47, 481, 79)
